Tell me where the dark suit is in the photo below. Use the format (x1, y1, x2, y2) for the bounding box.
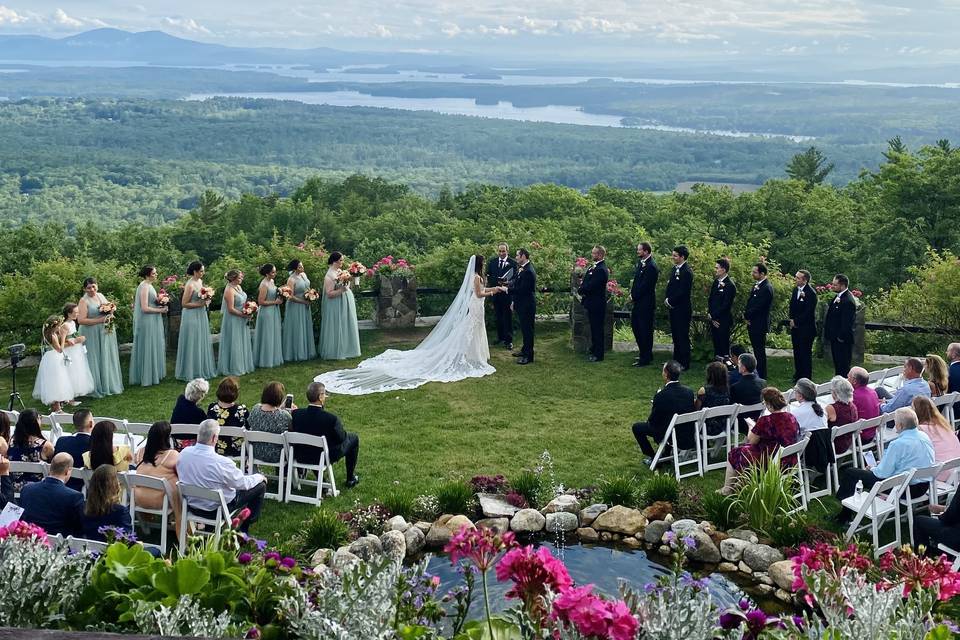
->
(708, 277, 736, 359)
(632, 381, 697, 457)
(731, 372, 767, 433)
(20, 476, 85, 537)
(743, 279, 774, 379)
(54, 432, 91, 491)
(789, 284, 818, 381)
(487, 256, 517, 345)
(290, 405, 360, 480)
(665, 262, 693, 369)
(630, 257, 659, 364)
(949, 361, 960, 394)
(578, 260, 609, 360)
(509, 262, 537, 361)
(824, 289, 856, 377)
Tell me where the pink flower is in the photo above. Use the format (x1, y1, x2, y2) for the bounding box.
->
(296, 242, 306, 250)
(495, 545, 572, 621)
(604, 600, 639, 640)
(553, 585, 611, 637)
(444, 525, 516, 572)
(0, 520, 50, 546)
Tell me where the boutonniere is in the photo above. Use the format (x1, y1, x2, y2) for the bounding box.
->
(798, 291, 805, 301)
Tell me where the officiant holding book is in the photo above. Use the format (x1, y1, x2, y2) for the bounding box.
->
(487, 243, 517, 350)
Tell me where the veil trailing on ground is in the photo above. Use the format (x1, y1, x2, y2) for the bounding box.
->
(315, 255, 495, 395)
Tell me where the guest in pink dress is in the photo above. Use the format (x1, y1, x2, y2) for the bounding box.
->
(913, 395, 960, 482)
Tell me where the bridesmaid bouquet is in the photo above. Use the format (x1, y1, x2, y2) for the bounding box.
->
(304, 288, 319, 302)
(99, 301, 117, 334)
(199, 286, 215, 301)
(156, 289, 171, 306)
(347, 261, 367, 286)
(242, 300, 259, 316)
(335, 270, 352, 289)
(277, 285, 294, 300)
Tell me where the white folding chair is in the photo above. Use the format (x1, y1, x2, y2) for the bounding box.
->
(783, 388, 797, 403)
(244, 431, 286, 501)
(901, 463, 944, 546)
(939, 544, 960, 571)
(933, 392, 958, 427)
(177, 482, 230, 552)
(70, 467, 93, 497)
(0, 409, 18, 423)
(64, 536, 110, 554)
(125, 421, 153, 438)
(217, 425, 247, 470)
(842, 470, 914, 557)
(735, 402, 766, 446)
(799, 430, 834, 501)
(880, 366, 904, 392)
(866, 368, 888, 389)
(284, 432, 340, 505)
(855, 415, 884, 468)
(934, 457, 960, 505)
(170, 423, 201, 449)
(815, 381, 833, 397)
(700, 404, 740, 472)
(775, 436, 810, 513)
(126, 472, 176, 554)
(831, 420, 864, 490)
(650, 410, 704, 481)
(9, 461, 49, 500)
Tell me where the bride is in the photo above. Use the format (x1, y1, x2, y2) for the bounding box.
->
(315, 254, 506, 395)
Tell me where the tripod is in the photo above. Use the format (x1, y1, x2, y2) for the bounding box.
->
(7, 358, 25, 412)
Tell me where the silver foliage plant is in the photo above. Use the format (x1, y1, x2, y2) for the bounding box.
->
(0, 537, 96, 628)
(131, 596, 235, 638)
(621, 581, 719, 640)
(283, 554, 403, 640)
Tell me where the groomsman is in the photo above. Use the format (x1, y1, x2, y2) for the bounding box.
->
(487, 243, 517, 350)
(824, 273, 856, 377)
(509, 248, 537, 365)
(789, 269, 818, 382)
(743, 262, 774, 380)
(578, 245, 610, 362)
(630, 242, 659, 367)
(707, 258, 736, 359)
(664, 246, 693, 370)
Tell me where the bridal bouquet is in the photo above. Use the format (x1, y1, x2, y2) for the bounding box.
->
(156, 289, 171, 306)
(99, 301, 117, 334)
(199, 286, 215, 301)
(304, 288, 320, 302)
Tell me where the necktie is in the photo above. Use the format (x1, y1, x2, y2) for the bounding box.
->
(500, 260, 505, 269)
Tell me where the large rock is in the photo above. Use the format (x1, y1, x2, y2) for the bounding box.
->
(386, 515, 409, 532)
(404, 525, 426, 556)
(414, 521, 432, 534)
(426, 515, 457, 548)
(720, 538, 751, 563)
(670, 519, 699, 538)
(380, 530, 406, 561)
(545, 512, 579, 533)
(331, 546, 360, 573)
(769, 560, 797, 591)
(349, 534, 383, 561)
(310, 547, 332, 568)
(728, 529, 759, 544)
(478, 493, 519, 518)
(718, 562, 739, 572)
(684, 530, 721, 564)
(580, 504, 608, 527)
(592, 505, 647, 536)
(511, 508, 546, 533)
(475, 517, 510, 533)
(643, 520, 670, 544)
(743, 544, 784, 572)
(621, 537, 642, 549)
(577, 527, 599, 542)
(542, 495, 580, 515)
(446, 515, 476, 532)
(642, 501, 673, 522)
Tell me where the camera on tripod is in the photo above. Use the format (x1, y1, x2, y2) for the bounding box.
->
(8, 343, 26, 366)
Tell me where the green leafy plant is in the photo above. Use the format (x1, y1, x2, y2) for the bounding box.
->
(508, 470, 545, 509)
(596, 474, 641, 508)
(294, 508, 350, 555)
(641, 472, 680, 504)
(730, 460, 800, 537)
(700, 491, 741, 531)
(381, 484, 417, 521)
(435, 478, 476, 516)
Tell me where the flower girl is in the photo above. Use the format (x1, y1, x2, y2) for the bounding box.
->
(62, 302, 95, 400)
(32, 315, 75, 412)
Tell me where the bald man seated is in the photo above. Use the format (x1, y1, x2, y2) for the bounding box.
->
(20, 452, 85, 537)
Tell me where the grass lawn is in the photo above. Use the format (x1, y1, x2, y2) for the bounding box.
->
(0, 322, 845, 548)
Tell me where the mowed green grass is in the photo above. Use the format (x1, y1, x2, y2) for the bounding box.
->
(0, 323, 842, 545)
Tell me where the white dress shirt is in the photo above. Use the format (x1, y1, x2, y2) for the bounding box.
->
(177, 443, 265, 510)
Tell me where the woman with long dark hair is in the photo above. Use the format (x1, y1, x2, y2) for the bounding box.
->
(130, 265, 168, 387)
(134, 420, 182, 534)
(282, 259, 317, 362)
(253, 263, 284, 368)
(318, 252, 361, 360)
(83, 420, 133, 473)
(76, 276, 123, 397)
(218, 269, 255, 376)
(175, 260, 217, 381)
(8, 409, 54, 492)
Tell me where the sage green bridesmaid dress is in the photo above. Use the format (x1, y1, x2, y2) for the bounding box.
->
(318, 268, 361, 360)
(253, 279, 284, 368)
(282, 272, 317, 362)
(79, 293, 124, 397)
(129, 281, 166, 387)
(218, 285, 255, 376)
(175, 282, 217, 381)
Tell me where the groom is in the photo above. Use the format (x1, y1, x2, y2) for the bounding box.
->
(509, 248, 536, 365)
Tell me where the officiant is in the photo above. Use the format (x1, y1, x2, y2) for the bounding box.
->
(487, 243, 517, 350)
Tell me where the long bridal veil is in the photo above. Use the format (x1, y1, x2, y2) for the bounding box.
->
(314, 255, 495, 395)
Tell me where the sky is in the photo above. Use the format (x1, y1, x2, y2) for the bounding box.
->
(2, 1, 959, 66)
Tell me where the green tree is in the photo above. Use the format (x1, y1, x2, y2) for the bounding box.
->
(785, 147, 835, 186)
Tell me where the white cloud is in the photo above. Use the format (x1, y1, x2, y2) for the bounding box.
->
(0, 5, 27, 24)
(53, 8, 83, 27)
(371, 23, 391, 37)
(161, 16, 211, 35)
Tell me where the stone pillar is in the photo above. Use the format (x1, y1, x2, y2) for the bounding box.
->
(165, 296, 181, 351)
(570, 290, 615, 355)
(376, 275, 418, 328)
(819, 302, 866, 366)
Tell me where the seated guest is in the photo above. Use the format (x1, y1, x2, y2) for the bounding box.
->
(696, 361, 731, 436)
(8, 409, 54, 494)
(835, 407, 934, 524)
(20, 452, 85, 536)
(134, 421, 182, 535)
(925, 354, 949, 398)
(848, 367, 881, 442)
(913, 395, 960, 482)
(948, 343, 960, 393)
(248, 381, 294, 465)
(206, 376, 247, 457)
(632, 360, 696, 462)
(826, 376, 859, 455)
(82, 465, 133, 541)
(881, 357, 930, 413)
(171, 377, 210, 449)
(915, 491, 960, 557)
(719, 387, 799, 495)
(83, 420, 133, 473)
(791, 378, 831, 474)
(731, 353, 766, 432)
(0, 411, 9, 456)
(291, 382, 361, 488)
(177, 419, 266, 533)
(0, 455, 12, 509)
(727, 344, 747, 386)
(54, 409, 94, 491)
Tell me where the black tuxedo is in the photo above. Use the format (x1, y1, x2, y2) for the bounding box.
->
(731, 372, 767, 432)
(743, 279, 774, 379)
(509, 261, 537, 361)
(708, 277, 736, 359)
(789, 284, 818, 381)
(665, 262, 693, 369)
(630, 257, 659, 364)
(290, 405, 359, 480)
(824, 289, 856, 376)
(578, 260, 609, 359)
(487, 255, 517, 344)
(632, 381, 697, 457)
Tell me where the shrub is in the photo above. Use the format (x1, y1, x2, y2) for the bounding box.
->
(504, 490, 529, 509)
(435, 479, 475, 516)
(470, 474, 508, 494)
(341, 501, 390, 537)
(411, 494, 440, 522)
(596, 475, 640, 508)
(641, 472, 680, 504)
(509, 470, 545, 509)
(700, 491, 741, 531)
(731, 461, 800, 537)
(381, 484, 416, 521)
(295, 508, 349, 554)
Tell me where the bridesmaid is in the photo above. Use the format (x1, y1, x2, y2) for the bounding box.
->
(319, 252, 361, 360)
(253, 263, 284, 368)
(130, 265, 168, 387)
(218, 269, 255, 376)
(175, 260, 217, 381)
(77, 277, 124, 397)
(282, 259, 317, 362)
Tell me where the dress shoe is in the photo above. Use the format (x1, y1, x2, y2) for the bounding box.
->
(504, 342, 513, 350)
(516, 357, 532, 365)
(511, 351, 523, 357)
(588, 354, 598, 362)
(346, 475, 361, 488)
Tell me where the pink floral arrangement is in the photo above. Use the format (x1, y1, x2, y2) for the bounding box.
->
(496, 545, 572, 621)
(445, 526, 516, 572)
(573, 256, 589, 276)
(790, 542, 872, 592)
(347, 261, 367, 277)
(552, 584, 638, 640)
(277, 285, 294, 300)
(155, 289, 170, 306)
(242, 300, 258, 316)
(878, 546, 960, 601)
(161, 275, 179, 287)
(304, 288, 319, 302)
(0, 520, 50, 546)
(368, 256, 414, 278)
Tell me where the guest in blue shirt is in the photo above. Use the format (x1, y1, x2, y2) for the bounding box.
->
(834, 407, 935, 524)
(880, 358, 930, 413)
(53, 409, 94, 491)
(81, 465, 133, 541)
(20, 452, 85, 536)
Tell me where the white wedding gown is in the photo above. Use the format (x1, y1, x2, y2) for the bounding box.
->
(315, 256, 494, 395)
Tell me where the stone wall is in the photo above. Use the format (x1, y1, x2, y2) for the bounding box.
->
(376, 275, 418, 328)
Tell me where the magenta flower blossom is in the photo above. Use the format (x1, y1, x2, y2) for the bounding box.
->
(444, 525, 516, 572)
(552, 584, 638, 640)
(238, 552, 253, 565)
